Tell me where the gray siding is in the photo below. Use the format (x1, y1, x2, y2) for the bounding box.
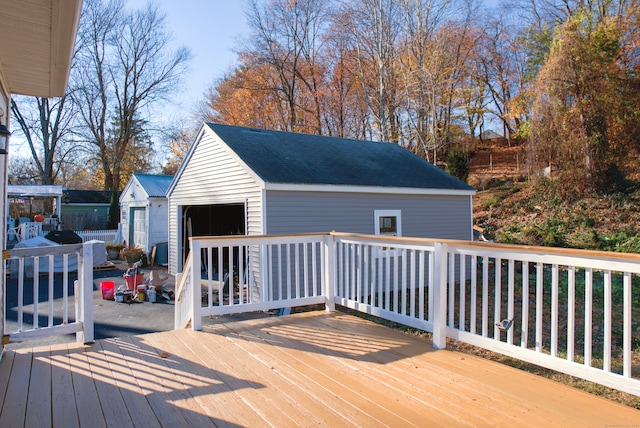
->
(168, 130, 263, 274)
(265, 191, 472, 240)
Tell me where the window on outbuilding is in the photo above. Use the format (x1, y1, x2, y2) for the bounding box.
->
(374, 210, 402, 236)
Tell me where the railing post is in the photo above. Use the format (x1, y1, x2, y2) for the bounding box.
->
(191, 239, 202, 330)
(77, 242, 94, 343)
(324, 233, 336, 312)
(432, 242, 448, 349)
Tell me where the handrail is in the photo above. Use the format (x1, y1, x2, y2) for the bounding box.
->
(174, 251, 193, 329)
(174, 251, 192, 305)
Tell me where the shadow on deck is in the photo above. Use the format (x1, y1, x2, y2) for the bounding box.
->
(1, 311, 638, 427)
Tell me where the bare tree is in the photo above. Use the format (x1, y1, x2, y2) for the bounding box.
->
(244, 0, 329, 133)
(72, 0, 190, 193)
(10, 94, 78, 185)
(344, 0, 401, 142)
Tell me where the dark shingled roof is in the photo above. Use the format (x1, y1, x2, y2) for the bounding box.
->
(63, 190, 116, 204)
(206, 123, 474, 191)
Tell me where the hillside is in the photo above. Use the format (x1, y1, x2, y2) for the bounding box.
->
(467, 139, 640, 253)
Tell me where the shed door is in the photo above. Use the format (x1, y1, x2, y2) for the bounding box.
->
(130, 207, 146, 249)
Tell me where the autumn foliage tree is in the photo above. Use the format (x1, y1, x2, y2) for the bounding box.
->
(526, 5, 640, 191)
(196, 0, 639, 193)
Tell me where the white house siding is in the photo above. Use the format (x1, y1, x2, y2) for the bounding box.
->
(168, 131, 263, 275)
(148, 198, 169, 250)
(264, 190, 472, 240)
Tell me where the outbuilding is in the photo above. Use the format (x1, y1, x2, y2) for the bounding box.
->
(119, 173, 173, 260)
(166, 123, 476, 275)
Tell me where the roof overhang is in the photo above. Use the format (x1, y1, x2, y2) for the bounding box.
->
(0, 0, 82, 97)
(264, 183, 476, 196)
(7, 184, 63, 197)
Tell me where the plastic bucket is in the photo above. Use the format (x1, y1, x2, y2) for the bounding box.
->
(101, 281, 115, 300)
(148, 287, 156, 303)
(124, 273, 144, 291)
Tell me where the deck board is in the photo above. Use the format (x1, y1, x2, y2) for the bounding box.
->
(25, 345, 52, 427)
(1, 311, 639, 427)
(0, 348, 31, 427)
(49, 343, 80, 428)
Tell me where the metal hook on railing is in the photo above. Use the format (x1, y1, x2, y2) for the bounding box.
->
(496, 318, 514, 331)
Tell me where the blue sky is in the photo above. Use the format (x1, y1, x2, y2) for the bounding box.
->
(129, 0, 250, 122)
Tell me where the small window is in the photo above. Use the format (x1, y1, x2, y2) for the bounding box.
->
(374, 210, 402, 236)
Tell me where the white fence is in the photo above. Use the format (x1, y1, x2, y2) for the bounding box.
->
(176, 232, 640, 397)
(3, 242, 95, 343)
(75, 228, 119, 243)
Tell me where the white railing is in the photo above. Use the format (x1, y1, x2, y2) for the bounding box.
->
(178, 232, 640, 396)
(174, 252, 194, 329)
(75, 229, 119, 243)
(179, 234, 329, 330)
(4, 242, 95, 343)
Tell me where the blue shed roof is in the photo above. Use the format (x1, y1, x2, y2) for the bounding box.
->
(133, 173, 173, 197)
(207, 123, 474, 192)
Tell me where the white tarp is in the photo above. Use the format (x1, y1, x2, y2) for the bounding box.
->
(10, 237, 107, 276)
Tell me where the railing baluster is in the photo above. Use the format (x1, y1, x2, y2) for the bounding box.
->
(410, 250, 416, 318)
(551, 264, 559, 357)
(294, 243, 300, 300)
(401, 248, 407, 316)
(585, 268, 593, 367)
(303, 242, 308, 299)
(567, 266, 575, 362)
(460, 254, 466, 331)
(286, 243, 292, 301)
(393, 248, 399, 314)
(207, 247, 213, 307)
(448, 253, 455, 328)
(521, 261, 529, 348)
(218, 245, 224, 302)
(239, 245, 245, 304)
(385, 248, 391, 312)
(278, 244, 283, 301)
(48, 255, 55, 328)
(470, 255, 477, 334)
(507, 259, 515, 345)
(494, 257, 502, 340)
(623, 272, 631, 378)
(355, 244, 361, 304)
(482, 256, 489, 337)
(63, 254, 69, 324)
(419, 251, 425, 321)
(536, 262, 543, 353)
(33, 256, 39, 329)
(228, 246, 234, 306)
(428, 251, 434, 322)
(603, 270, 612, 373)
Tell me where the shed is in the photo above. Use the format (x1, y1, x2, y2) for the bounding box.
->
(61, 190, 115, 230)
(119, 173, 173, 256)
(167, 123, 476, 275)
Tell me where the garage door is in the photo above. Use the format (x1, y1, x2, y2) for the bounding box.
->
(131, 207, 146, 249)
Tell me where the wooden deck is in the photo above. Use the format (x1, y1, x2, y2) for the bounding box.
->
(0, 311, 638, 427)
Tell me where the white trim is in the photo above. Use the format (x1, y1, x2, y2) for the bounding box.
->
(374, 209, 402, 236)
(468, 195, 474, 240)
(264, 182, 475, 196)
(261, 188, 267, 235)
